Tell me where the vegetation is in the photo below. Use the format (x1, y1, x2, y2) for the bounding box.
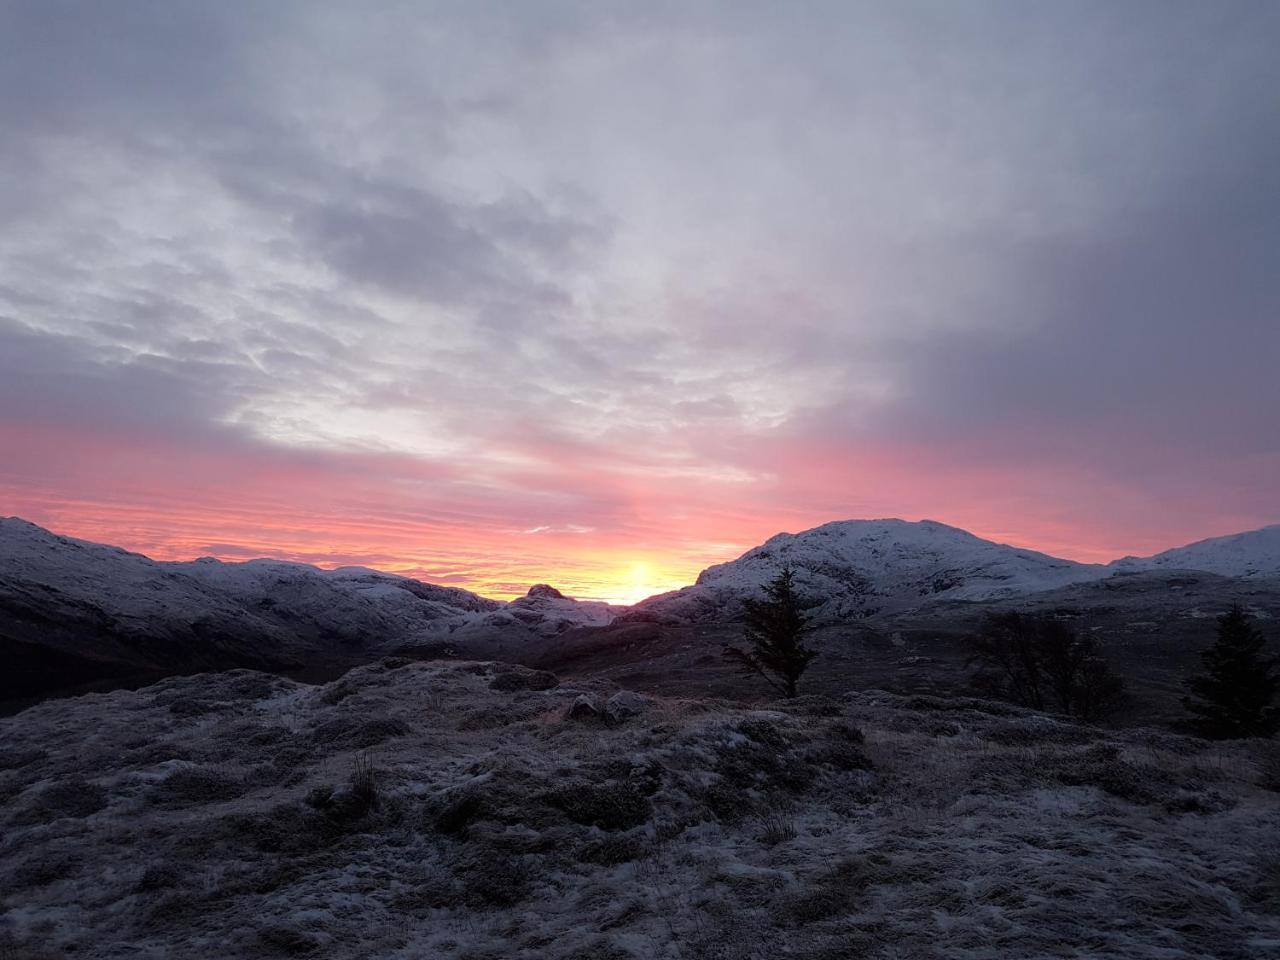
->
(966, 611, 1126, 721)
(2, 660, 1276, 958)
(1183, 605, 1279, 739)
(722, 567, 818, 699)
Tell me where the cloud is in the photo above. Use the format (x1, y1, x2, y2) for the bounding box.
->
(0, 1, 1276, 597)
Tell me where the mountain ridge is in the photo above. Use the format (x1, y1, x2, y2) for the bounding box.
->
(3, 514, 1278, 705)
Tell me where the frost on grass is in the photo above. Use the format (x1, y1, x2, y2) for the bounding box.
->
(0, 661, 1277, 959)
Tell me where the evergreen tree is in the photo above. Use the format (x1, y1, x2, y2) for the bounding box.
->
(1183, 605, 1280, 739)
(722, 567, 817, 699)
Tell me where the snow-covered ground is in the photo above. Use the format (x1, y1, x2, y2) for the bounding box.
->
(1, 661, 1276, 958)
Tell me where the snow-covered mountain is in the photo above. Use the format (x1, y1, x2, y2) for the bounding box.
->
(629, 519, 1111, 623)
(0, 519, 611, 700)
(469, 584, 617, 637)
(1109, 525, 1280, 579)
(5, 514, 1279, 702)
(630, 518, 1280, 624)
(0, 517, 498, 653)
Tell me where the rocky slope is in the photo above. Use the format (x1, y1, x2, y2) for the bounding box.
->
(1, 660, 1276, 959)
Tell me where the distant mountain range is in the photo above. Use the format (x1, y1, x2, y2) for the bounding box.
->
(2, 515, 1277, 706)
(630, 519, 1280, 623)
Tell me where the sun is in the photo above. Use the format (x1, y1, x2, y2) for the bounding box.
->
(611, 561, 653, 606)
(606, 561, 662, 607)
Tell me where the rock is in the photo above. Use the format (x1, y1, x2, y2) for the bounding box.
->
(566, 694, 601, 721)
(604, 691, 651, 725)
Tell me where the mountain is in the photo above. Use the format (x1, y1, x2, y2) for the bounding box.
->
(5, 514, 1279, 707)
(0, 518, 608, 704)
(1110, 524, 1280, 579)
(466, 584, 616, 637)
(629, 519, 1111, 623)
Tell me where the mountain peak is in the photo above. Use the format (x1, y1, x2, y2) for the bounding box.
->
(1115, 524, 1280, 578)
(525, 583, 566, 600)
(662, 517, 1106, 623)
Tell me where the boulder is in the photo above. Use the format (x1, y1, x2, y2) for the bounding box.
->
(566, 694, 601, 721)
(604, 690, 652, 725)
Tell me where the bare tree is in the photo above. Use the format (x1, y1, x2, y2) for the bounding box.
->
(968, 611, 1125, 721)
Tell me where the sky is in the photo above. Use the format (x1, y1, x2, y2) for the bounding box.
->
(1, 1, 1278, 603)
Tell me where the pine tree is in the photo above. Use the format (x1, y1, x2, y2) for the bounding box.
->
(722, 567, 818, 699)
(1182, 605, 1280, 739)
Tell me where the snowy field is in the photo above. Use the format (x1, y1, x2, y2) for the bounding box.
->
(2, 660, 1277, 959)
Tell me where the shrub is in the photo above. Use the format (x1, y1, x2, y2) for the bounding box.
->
(220, 804, 343, 855)
(1163, 788, 1237, 815)
(352, 717, 413, 747)
(772, 857, 874, 926)
(714, 736, 815, 793)
(11, 778, 108, 824)
(304, 785, 334, 809)
(544, 781, 651, 831)
(698, 778, 753, 824)
(457, 852, 534, 908)
(806, 739, 872, 773)
(828, 720, 865, 744)
(134, 864, 183, 893)
(168, 699, 218, 717)
(579, 832, 647, 866)
(257, 923, 321, 955)
(432, 791, 486, 836)
(345, 751, 379, 816)
(986, 718, 1098, 747)
(0, 747, 48, 772)
(151, 766, 244, 808)
(489, 669, 559, 692)
(1256, 742, 1280, 792)
(1050, 747, 1160, 805)
(756, 798, 797, 845)
(5, 853, 79, 890)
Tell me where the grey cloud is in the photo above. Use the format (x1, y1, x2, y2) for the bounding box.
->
(0, 0, 1276, 533)
(287, 185, 595, 310)
(0, 317, 247, 437)
(866, 134, 1280, 462)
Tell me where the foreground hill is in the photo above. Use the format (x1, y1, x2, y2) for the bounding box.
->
(1, 661, 1276, 958)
